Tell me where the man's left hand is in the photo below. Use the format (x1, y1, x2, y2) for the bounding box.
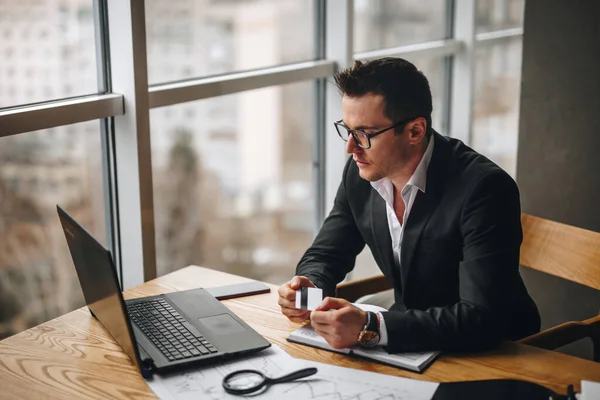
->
(310, 297, 366, 349)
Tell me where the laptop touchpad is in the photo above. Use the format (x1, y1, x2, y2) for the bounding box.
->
(198, 314, 247, 335)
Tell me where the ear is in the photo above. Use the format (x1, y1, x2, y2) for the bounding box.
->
(407, 117, 427, 145)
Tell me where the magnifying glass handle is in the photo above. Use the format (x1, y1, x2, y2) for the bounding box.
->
(270, 367, 318, 384)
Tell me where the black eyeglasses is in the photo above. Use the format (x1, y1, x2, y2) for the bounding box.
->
(334, 117, 416, 149)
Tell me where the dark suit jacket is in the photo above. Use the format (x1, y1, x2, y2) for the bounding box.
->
(296, 132, 541, 353)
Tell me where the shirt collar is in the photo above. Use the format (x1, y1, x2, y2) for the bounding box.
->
(406, 133, 435, 193)
(370, 134, 435, 196)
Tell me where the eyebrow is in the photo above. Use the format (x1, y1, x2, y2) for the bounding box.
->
(341, 120, 380, 130)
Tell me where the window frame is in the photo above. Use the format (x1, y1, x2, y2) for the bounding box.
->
(0, 0, 524, 287)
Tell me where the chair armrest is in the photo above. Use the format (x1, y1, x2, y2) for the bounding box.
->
(518, 314, 600, 362)
(336, 275, 392, 303)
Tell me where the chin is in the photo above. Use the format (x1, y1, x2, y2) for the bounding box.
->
(358, 169, 382, 182)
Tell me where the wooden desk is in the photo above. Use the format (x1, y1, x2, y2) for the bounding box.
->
(1, 266, 599, 399)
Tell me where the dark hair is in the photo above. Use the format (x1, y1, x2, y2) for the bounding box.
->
(334, 57, 433, 137)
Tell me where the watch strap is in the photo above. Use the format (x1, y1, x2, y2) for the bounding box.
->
(357, 311, 381, 348)
(365, 311, 379, 334)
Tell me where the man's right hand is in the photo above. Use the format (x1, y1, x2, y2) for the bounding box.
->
(277, 276, 315, 323)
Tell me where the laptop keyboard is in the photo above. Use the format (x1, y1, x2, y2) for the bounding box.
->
(127, 298, 218, 362)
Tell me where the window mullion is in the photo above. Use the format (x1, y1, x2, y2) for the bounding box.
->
(106, 0, 156, 288)
(324, 0, 353, 213)
(449, 0, 476, 144)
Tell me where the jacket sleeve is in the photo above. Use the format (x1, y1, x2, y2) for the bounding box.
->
(382, 170, 523, 353)
(295, 158, 366, 297)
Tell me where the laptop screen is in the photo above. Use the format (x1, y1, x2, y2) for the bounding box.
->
(57, 206, 141, 372)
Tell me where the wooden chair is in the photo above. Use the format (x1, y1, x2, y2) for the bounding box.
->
(517, 214, 600, 361)
(337, 274, 393, 303)
(335, 213, 600, 361)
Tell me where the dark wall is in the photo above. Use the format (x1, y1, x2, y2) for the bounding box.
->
(517, 0, 600, 359)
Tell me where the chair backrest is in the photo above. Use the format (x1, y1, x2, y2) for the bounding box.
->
(520, 213, 600, 291)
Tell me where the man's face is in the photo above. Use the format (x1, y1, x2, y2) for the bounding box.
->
(341, 93, 412, 182)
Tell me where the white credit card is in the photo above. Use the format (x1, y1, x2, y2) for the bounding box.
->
(295, 287, 323, 311)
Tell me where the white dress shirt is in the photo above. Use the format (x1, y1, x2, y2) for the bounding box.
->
(369, 134, 435, 346)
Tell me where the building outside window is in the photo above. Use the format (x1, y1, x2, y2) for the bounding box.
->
(472, 0, 525, 176)
(0, 0, 526, 339)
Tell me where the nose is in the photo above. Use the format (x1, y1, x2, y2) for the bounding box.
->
(345, 134, 361, 154)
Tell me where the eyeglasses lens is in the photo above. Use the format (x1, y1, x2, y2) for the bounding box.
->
(342, 126, 367, 146)
(351, 131, 368, 147)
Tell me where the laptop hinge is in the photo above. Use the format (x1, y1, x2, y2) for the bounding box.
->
(137, 344, 155, 378)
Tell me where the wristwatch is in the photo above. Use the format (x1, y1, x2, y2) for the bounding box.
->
(357, 311, 380, 348)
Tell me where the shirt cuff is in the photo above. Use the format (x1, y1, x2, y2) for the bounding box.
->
(376, 311, 388, 346)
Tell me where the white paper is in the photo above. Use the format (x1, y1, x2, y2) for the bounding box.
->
(581, 380, 600, 400)
(145, 344, 439, 400)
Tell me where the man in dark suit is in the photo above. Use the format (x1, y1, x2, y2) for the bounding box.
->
(277, 57, 540, 354)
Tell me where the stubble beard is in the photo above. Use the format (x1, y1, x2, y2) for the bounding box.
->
(358, 167, 384, 182)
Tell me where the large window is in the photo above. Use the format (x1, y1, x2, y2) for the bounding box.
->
(0, 1, 98, 108)
(145, 0, 316, 84)
(470, 0, 525, 177)
(0, 122, 106, 339)
(476, 0, 525, 33)
(407, 56, 447, 132)
(354, 0, 449, 53)
(151, 82, 315, 283)
(0, 1, 526, 337)
(472, 36, 523, 176)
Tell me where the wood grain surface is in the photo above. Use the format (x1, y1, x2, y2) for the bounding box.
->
(1, 266, 599, 399)
(520, 213, 600, 290)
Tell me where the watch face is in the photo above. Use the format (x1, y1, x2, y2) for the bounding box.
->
(358, 331, 380, 348)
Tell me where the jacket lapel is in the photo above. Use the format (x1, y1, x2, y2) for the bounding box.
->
(371, 192, 398, 287)
(400, 132, 452, 293)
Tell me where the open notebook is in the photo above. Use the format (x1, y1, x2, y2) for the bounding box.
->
(287, 303, 440, 373)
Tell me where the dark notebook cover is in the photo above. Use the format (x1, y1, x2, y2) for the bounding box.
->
(432, 379, 570, 400)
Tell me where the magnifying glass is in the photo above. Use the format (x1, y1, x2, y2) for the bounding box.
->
(222, 367, 317, 395)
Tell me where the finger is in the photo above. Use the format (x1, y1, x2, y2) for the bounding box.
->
(315, 296, 349, 311)
(323, 335, 346, 350)
(313, 329, 332, 342)
(277, 282, 289, 297)
(278, 297, 297, 310)
(288, 314, 310, 324)
(311, 318, 345, 338)
(312, 323, 333, 337)
(290, 276, 315, 290)
(277, 286, 297, 303)
(277, 282, 298, 301)
(313, 327, 344, 349)
(284, 309, 310, 323)
(278, 299, 306, 314)
(281, 306, 307, 316)
(310, 320, 332, 332)
(311, 325, 347, 350)
(281, 308, 310, 321)
(310, 310, 335, 324)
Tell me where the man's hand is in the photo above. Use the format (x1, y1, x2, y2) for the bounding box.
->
(310, 297, 367, 349)
(277, 276, 315, 323)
